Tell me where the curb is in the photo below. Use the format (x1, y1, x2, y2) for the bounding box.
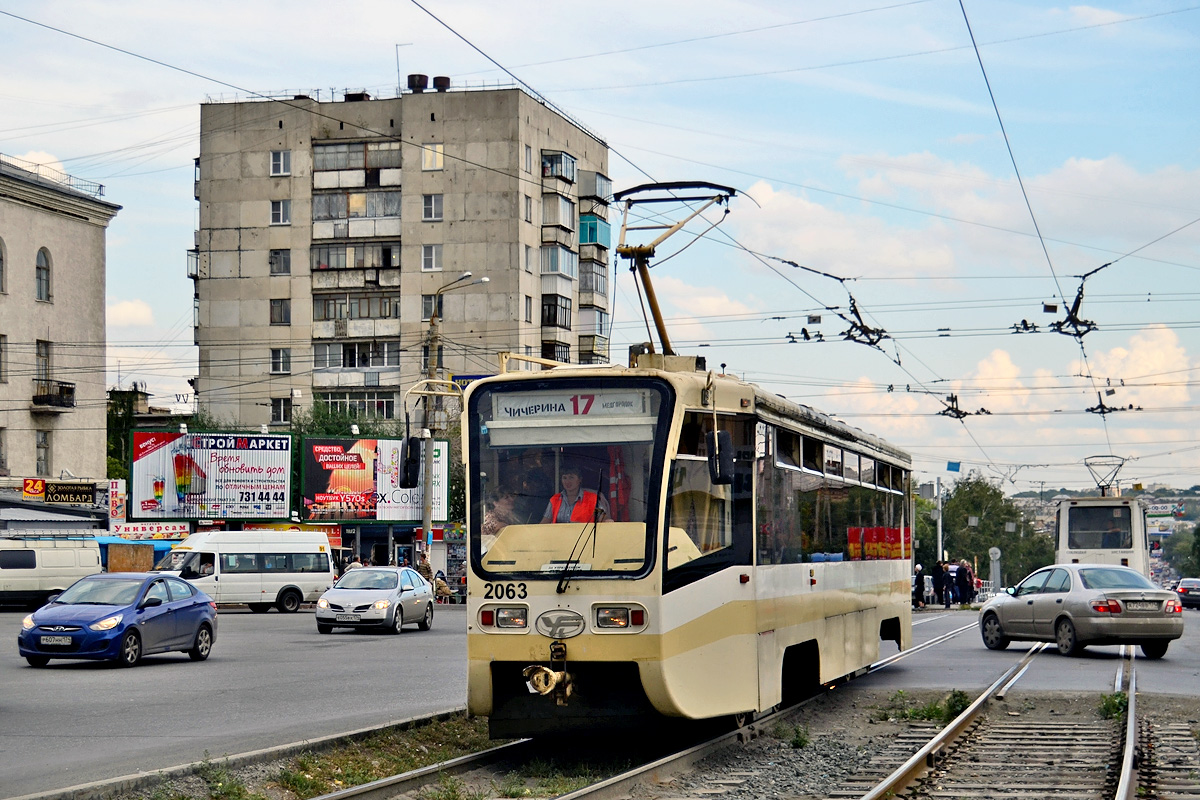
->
(6, 706, 466, 800)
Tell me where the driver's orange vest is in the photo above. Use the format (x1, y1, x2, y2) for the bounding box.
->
(549, 490, 599, 523)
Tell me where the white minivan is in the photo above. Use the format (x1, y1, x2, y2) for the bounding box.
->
(0, 534, 103, 607)
(167, 530, 335, 612)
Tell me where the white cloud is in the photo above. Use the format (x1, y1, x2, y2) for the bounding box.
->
(108, 299, 156, 327)
(12, 150, 66, 175)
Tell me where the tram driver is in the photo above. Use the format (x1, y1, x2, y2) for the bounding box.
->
(541, 464, 610, 524)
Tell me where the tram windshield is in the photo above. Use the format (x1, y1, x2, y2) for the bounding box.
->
(467, 379, 672, 579)
(1067, 505, 1133, 549)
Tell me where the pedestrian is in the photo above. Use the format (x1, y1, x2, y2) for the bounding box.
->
(913, 564, 925, 609)
(942, 562, 953, 608)
(416, 553, 433, 582)
(958, 559, 975, 604)
(931, 560, 944, 606)
(347, 554, 363, 571)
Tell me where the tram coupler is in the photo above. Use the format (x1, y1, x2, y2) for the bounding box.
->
(521, 641, 574, 706)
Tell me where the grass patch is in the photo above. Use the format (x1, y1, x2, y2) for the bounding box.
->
(769, 721, 811, 748)
(504, 756, 611, 796)
(1099, 692, 1128, 720)
(196, 756, 269, 800)
(420, 773, 487, 800)
(267, 713, 494, 799)
(877, 689, 971, 724)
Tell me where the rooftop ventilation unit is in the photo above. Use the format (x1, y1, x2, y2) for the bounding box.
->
(433, 76, 451, 92)
(407, 73, 429, 93)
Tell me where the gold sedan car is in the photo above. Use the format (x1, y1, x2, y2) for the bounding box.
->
(979, 563, 1183, 659)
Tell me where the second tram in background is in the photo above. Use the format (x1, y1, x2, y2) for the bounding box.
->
(1053, 495, 1151, 576)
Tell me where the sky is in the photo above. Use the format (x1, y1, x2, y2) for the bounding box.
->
(2, 1, 1198, 494)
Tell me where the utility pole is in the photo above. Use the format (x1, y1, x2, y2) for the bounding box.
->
(936, 476, 944, 561)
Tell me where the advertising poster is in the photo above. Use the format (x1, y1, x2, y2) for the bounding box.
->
(130, 432, 292, 520)
(302, 437, 448, 523)
(109, 479, 127, 522)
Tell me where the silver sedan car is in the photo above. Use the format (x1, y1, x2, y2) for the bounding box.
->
(978, 563, 1183, 659)
(315, 567, 434, 635)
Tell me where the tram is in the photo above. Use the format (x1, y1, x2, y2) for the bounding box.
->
(1053, 495, 1151, 576)
(461, 181, 913, 738)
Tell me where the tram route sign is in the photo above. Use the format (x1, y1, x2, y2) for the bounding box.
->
(492, 388, 650, 420)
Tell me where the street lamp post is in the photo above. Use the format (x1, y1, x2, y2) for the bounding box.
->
(420, 272, 488, 559)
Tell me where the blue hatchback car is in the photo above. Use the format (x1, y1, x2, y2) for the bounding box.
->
(18, 572, 217, 668)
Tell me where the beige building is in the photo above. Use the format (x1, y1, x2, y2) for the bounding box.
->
(0, 155, 119, 481)
(193, 79, 611, 427)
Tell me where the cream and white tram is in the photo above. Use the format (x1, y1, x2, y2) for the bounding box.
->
(1053, 496, 1151, 576)
(463, 354, 913, 738)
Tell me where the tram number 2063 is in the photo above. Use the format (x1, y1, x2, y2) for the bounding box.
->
(483, 583, 528, 600)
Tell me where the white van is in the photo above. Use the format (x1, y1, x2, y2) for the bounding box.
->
(166, 530, 335, 612)
(0, 533, 103, 607)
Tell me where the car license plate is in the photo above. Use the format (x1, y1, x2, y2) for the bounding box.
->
(335, 614, 360, 622)
(1125, 601, 1157, 611)
(40, 635, 72, 645)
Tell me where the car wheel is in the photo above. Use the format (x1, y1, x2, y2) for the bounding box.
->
(317, 623, 333, 634)
(248, 603, 272, 613)
(25, 655, 49, 668)
(119, 631, 142, 667)
(277, 590, 302, 613)
(389, 608, 404, 635)
(1055, 618, 1081, 656)
(417, 603, 433, 631)
(188, 625, 213, 661)
(1141, 641, 1169, 660)
(980, 613, 1010, 650)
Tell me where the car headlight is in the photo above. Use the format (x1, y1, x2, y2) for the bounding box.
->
(373, 599, 391, 610)
(22, 615, 35, 630)
(317, 598, 329, 609)
(89, 614, 123, 631)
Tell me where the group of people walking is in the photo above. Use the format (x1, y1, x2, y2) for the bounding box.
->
(913, 559, 977, 609)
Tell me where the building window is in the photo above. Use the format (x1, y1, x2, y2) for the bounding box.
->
(421, 294, 444, 321)
(310, 243, 400, 270)
(541, 294, 572, 329)
(269, 249, 291, 275)
(0, 236, 6, 292)
(270, 150, 291, 176)
(35, 340, 50, 380)
(422, 143, 444, 171)
(36, 248, 51, 301)
(314, 342, 340, 369)
(524, 195, 532, 223)
(541, 342, 570, 363)
(421, 244, 442, 272)
(422, 194, 443, 221)
(317, 390, 396, 419)
(580, 260, 608, 296)
(312, 293, 401, 321)
(541, 151, 577, 182)
(524, 295, 533, 324)
(421, 344, 444, 372)
(270, 200, 291, 225)
(313, 142, 402, 171)
(271, 398, 292, 424)
(0, 334, 5, 383)
(524, 144, 532, 173)
(0, 427, 6, 472)
(270, 298, 291, 325)
(543, 194, 576, 230)
(270, 348, 291, 374)
(312, 190, 401, 220)
(524, 245, 532, 273)
(579, 215, 611, 248)
(314, 341, 400, 369)
(540, 245, 578, 278)
(35, 430, 50, 476)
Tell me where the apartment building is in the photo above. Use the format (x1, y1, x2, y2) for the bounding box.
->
(0, 155, 120, 480)
(192, 77, 612, 428)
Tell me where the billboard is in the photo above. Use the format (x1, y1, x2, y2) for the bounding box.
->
(301, 437, 448, 523)
(130, 432, 292, 521)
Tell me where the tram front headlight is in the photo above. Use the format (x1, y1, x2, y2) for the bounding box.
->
(495, 608, 527, 628)
(596, 607, 630, 628)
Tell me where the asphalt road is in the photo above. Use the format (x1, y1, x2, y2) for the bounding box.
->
(3, 604, 1198, 799)
(0, 604, 468, 799)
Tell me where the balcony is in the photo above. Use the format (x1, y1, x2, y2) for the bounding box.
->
(32, 379, 76, 411)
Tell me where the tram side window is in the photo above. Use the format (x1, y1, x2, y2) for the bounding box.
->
(1068, 506, 1132, 549)
(664, 414, 753, 590)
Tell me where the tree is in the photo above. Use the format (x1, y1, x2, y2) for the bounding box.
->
(941, 472, 1053, 586)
